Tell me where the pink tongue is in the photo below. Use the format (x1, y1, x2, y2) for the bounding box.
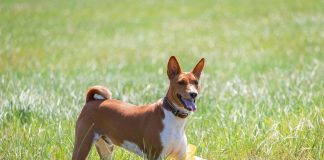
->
(181, 98, 197, 112)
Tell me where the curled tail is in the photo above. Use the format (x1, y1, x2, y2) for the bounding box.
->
(86, 85, 112, 103)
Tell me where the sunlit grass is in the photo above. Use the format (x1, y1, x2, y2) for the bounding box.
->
(0, 0, 323, 159)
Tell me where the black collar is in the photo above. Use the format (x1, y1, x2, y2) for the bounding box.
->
(163, 97, 189, 118)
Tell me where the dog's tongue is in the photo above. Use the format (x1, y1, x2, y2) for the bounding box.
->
(181, 98, 197, 112)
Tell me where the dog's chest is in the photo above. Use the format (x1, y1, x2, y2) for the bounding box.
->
(159, 109, 187, 158)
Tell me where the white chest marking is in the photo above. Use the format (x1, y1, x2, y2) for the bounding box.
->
(121, 140, 145, 158)
(160, 108, 187, 159)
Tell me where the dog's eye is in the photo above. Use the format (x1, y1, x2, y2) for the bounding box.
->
(193, 80, 198, 85)
(177, 80, 186, 85)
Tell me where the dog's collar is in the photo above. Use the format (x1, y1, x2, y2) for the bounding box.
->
(163, 97, 190, 118)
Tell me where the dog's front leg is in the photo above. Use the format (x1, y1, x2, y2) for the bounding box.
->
(95, 137, 114, 160)
(176, 135, 188, 160)
(176, 148, 187, 160)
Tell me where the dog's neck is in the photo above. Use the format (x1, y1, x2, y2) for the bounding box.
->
(160, 98, 188, 131)
(162, 97, 190, 119)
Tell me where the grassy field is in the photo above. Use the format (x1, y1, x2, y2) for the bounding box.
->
(1, 0, 324, 159)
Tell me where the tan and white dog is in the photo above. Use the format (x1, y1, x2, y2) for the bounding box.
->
(72, 56, 205, 160)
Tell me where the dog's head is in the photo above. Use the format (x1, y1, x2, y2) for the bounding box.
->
(166, 56, 205, 112)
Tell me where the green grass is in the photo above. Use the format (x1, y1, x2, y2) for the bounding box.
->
(1, 0, 324, 159)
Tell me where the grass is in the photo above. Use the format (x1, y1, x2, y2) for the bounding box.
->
(1, 0, 323, 159)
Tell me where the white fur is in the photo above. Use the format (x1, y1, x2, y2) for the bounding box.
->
(188, 84, 198, 94)
(160, 108, 187, 159)
(93, 132, 100, 144)
(122, 140, 145, 157)
(94, 93, 105, 100)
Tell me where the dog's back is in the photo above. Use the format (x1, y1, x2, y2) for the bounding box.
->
(73, 87, 165, 160)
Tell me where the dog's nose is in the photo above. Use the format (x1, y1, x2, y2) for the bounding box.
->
(189, 92, 197, 99)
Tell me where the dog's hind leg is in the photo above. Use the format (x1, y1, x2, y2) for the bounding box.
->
(72, 122, 95, 160)
(95, 136, 114, 160)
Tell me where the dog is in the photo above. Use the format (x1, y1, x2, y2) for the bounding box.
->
(72, 56, 205, 160)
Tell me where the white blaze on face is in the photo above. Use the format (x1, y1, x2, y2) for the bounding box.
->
(188, 85, 198, 95)
(121, 140, 145, 157)
(182, 84, 198, 111)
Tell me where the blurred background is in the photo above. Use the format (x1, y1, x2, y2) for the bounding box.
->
(0, 0, 323, 159)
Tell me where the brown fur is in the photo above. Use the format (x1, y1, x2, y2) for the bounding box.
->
(72, 99, 165, 160)
(85, 85, 111, 103)
(166, 57, 205, 111)
(72, 56, 205, 160)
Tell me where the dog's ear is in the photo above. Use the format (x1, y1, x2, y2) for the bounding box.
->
(167, 56, 182, 80)
(191, 58, 205, 79)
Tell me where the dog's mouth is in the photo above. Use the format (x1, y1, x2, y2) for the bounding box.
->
(177, 94, 197, 112)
